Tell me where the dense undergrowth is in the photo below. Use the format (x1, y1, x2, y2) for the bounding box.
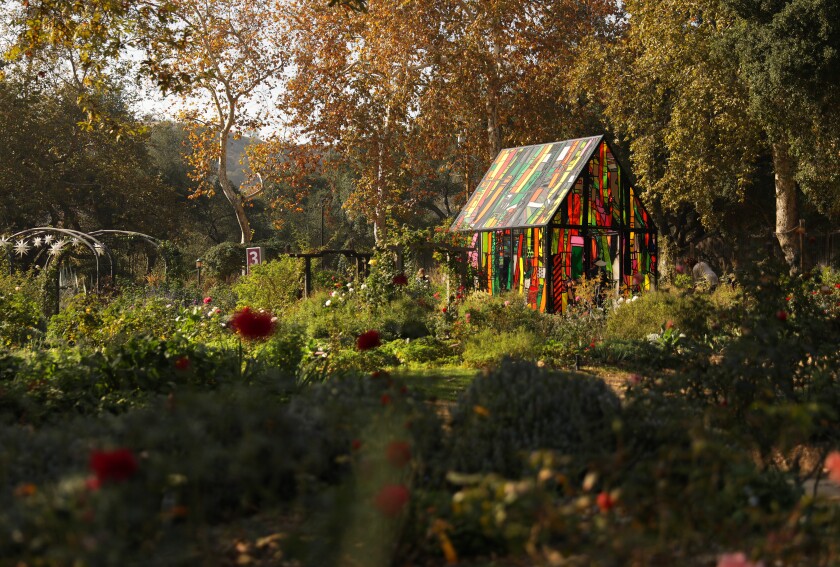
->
(1, 256, 840, 566)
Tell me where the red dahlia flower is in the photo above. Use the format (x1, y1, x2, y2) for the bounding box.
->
(230, 307, 276, 341)
(89, 449, 138, 484)
(374, 484, 410, 517)
(356, 330, 382, 351)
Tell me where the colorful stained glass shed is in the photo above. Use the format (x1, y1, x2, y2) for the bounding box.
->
(450, 135, 658, 313)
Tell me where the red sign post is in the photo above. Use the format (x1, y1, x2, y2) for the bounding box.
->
(246, 246, 263, 274)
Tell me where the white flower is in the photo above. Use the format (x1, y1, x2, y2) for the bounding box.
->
(330, 290, 338, 297)
(347, 287, 354, 293)
(631, 295, 640, 302)
(346, 282, 352, 287)
(360, 283, 367, 290)
(646, 333, 660, 342)
(325, 300, 331, 307)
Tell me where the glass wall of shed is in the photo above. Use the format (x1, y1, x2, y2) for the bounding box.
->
(474, 228, 550, 311)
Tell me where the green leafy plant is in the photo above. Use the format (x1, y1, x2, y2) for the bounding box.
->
(445, 360, 621, 478)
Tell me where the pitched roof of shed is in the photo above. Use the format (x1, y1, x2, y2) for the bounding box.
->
(450, 135, 603, 231)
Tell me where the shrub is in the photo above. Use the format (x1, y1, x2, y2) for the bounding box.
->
(461, 328, 541, 368)
(373, 297, 431, 340)
(605, 292, 709, 341)
(232, 257, 302, 313)
(324, 346, 400, 373)
(202, 241, 245, 280)
(445, 360, 621, 478)
(388, 336, 452, 365)
(0, 271, 44, 347)
(46, 292, 107, 347)
(250, 323, 307, 373)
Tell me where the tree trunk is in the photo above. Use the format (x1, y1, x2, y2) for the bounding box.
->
(218, 129, 252, 244)
(486, 28, 502, 156)
(772, 141, 799, 271)
(373, 107, 391, 245)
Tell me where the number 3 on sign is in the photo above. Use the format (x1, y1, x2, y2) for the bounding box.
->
(245, 247, 263, 274)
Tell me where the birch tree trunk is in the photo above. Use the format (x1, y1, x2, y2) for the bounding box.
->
(772, 141, 799, 272)
(218, 121, 252, 245)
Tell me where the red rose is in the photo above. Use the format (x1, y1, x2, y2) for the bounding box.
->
(596, 491, 615, 512)
(357, 330, 382, 351)
(203, 296, 212, 304)
(392, 274, 408, 286)
(174, 356, 191, 371)
(374, 484, 410, 517)
(230, 307, 276, 341)
(386, 440, 412, 468)
(441, 307, 447, 313)
(89, 449, 138, 484)
(775, 310, 788, 322)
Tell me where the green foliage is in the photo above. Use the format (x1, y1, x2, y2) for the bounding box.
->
(388, 336, 453, 365)
(324, 346, 399, 374)
(604, 291, 734, 342)
(202, 242, 245, 280)
(445, 360, 621, 478)
(250, 323, 307, 373)
(0, 271, 44, 348)
(232, 257, 302, 313)
(461, 328, 541, 368)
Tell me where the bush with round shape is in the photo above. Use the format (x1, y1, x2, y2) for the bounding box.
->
(445, 360, 621, 478)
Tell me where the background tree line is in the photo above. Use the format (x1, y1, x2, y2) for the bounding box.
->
(2, 0, 839, 271)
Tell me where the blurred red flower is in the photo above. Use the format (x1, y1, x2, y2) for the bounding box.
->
(89, 449, 138, 484)
(174, 356, 191, 371)
(357, 330, 382, 351)
(392, 274, 408, 286)
(230, 307, 276, 341)
(351, 439, 362, 451)
(374, 484, 410, 517)
(386, 440, 412, 468)
(596, 491, 615, 512)
(717, 552, 764, 567)
(775, 310, 788, 322)
(203, 296, 212, 304)
(381, 393, 392, 406)
(825, 451, 840, 483)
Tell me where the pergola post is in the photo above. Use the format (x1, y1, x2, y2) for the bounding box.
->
(304, 256, 312, 298)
